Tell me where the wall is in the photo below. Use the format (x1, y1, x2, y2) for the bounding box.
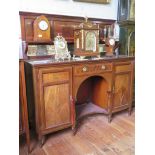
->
(19, 0, 118, 20)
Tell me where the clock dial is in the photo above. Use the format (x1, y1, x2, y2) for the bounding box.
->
(109, 39, 115, 46)
(58, 41, 66, 49)
(38, 20, 48, 31)
(33, 15, 51, 41)
(73, 18, 99, 57)
(85, 32, 96, 52)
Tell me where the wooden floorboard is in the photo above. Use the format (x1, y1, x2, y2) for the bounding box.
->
(20, 110, 135, 155)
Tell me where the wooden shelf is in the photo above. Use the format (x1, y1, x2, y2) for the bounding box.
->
(76, 102, 108, 120)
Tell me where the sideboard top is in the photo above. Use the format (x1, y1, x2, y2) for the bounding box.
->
(25, 55, 134, 67)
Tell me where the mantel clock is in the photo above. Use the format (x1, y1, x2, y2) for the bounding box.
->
(33, 15, 51, 42)
(74, 17, 99, 57)
(105, 37, 115, 56)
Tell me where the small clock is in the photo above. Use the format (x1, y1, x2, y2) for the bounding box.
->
(38, 20, 48, 31)
(54, 34, 71, 60)
(33, 15, 51, 42)
(109, 38, 115, 46)
(105, 37, 115, 56)
(57, 41, 66, 49)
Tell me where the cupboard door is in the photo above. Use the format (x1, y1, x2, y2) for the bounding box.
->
(39, 67, 72, 131)
(113, 72, 131, 111)
(44, 83, 70, 129)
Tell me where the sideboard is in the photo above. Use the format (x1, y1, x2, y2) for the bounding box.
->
(25, 56, 134, 146)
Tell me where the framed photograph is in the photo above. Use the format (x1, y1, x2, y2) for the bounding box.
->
(73, 0, 111, 4)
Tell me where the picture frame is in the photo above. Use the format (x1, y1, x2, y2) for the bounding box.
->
(73, 0, 111, 4)
(27, 45, 55, 56)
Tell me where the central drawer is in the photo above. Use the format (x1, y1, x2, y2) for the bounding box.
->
(73, 63, 112, 76)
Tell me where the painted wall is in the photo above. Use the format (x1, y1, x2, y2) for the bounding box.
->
(19, 0, 118, 20)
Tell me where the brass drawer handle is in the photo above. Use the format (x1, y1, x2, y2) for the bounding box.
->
(82, 66, 88, 72)
(101, 65, 106, 70)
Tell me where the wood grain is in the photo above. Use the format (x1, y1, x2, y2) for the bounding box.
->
(113, 73, 130, 109)
(25, 57, 134, 146)
(44, 84, 70, 129)
(19, 60, 31, 153)
(43, 71, 69, 84)
(19, 110, 135, 155)
(19, 11, 115, 43)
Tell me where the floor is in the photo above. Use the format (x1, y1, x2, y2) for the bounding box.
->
(20, 110, 135, 155)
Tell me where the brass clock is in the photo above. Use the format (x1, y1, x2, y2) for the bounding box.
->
(33, 15, 51, 42)
(74, 17, 99, 57)
(54, 34, 71, 60)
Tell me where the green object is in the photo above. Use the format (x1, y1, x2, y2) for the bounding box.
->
(119, 21, 135, 56)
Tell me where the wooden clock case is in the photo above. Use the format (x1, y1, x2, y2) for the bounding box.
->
(105, 37, 115, 56)
(33, 15, 51, 42)
(74, 19, 100, 57)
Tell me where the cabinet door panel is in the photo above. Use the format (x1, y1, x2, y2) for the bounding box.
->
(113, 73, 131, 109)
(44, 83, 71, 129)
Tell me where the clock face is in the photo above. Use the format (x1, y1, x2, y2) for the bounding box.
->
(38, 20, 48, 31)
(85, 32, 96, 52)
(109, 38, 115, 46)
(58, 41, 66, 49)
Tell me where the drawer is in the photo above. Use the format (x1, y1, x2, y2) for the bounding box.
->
(73, 63, 112, 76)
(115, 62, 132, 73)
(42, 71, 70, 84)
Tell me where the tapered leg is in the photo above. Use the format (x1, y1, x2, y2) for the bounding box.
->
(72, 121, 77, 135)
(39, 135, 45, 147)
(108, 114, 112, 123)
(128, 106, 132, 116)
(107, 91, 113, 123)
(72, 122, 76, 131)
(25, 129, 31, 153)
(70, 96, 76, 135)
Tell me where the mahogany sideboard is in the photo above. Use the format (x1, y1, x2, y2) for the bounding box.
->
(25, 56, 134, 146)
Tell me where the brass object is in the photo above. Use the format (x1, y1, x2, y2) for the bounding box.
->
(54, 34, 71, 60)
(82, 66, 88, 72)
(101, 65, 106, 70)
(74, 17, 100, 57)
